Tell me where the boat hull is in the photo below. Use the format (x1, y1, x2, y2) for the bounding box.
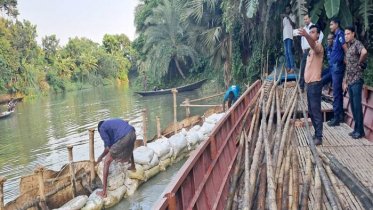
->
(135, 79, 207, 96)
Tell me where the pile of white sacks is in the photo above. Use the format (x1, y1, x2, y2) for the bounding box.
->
(57, 113, 225, 210)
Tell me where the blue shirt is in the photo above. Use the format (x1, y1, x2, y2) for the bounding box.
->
(330, 29, 346, 64)
(99, 118, 135, 148)
(224, 85, 241, 102)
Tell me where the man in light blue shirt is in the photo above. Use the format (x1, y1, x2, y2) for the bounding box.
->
(223, 85, 241, 111)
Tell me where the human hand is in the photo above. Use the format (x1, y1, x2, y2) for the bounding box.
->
(96, 190, 107, 198)
(298, 28, 307, 37)
(342, 80, 348, 92)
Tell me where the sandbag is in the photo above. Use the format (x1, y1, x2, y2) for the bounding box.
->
(128, 164, 145, 181)
(102, 185, 127, 208)
(195, 130, 205, 143)
(144, 165, 160, 181)
(171, 152, 187, 164)
(186, 131, 200, 150)
(180, 128, 188, 136)
(57, 195, 88, 210)
(133, 146, 154, 165)
(160, 147, 173, 161)
(159, 158, 171, 171)
(169, 134, 187, 159)
(124, 177, 143, 197)
(200, 122, 215, 135)
(205, 113, 225, 124)
(96, 161, 127, 191)
(141, 154, 159, 170)
(147, 138, 171, 158)
(190, 125, 201, 131)
(82, 192, 104, 210)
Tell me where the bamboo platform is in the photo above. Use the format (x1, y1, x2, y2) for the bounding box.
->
(295, 123, 373, 209)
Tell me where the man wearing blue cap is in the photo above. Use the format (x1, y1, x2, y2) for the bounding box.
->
(223, 85, 241, 111)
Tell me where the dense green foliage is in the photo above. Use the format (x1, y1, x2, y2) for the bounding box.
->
(0, 4, 134, 96)
(133, 0, 373, 89)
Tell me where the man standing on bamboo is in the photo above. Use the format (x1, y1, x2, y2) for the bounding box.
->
(343, 26, 367, 139)
(299, 25, 324, 145)
(300, 14, 324, 92)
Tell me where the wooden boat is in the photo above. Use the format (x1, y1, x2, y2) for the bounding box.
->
(152, 80, 373, 209)
(0, 110, 14, 119)
(135, 79, 207, 96)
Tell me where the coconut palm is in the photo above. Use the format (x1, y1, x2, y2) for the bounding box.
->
(143, 0, 198, 80)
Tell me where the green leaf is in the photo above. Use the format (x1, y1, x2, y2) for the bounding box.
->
(324, 0, 340, 18)
(310, 0, 324, 24)
(359, 0, 373, 30)
(337, 0, 352, 28)
(246, 0, 259, 18)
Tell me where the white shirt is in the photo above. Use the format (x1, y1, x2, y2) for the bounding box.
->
(283, 14, 296, 41)
(301, 22, 324, 50)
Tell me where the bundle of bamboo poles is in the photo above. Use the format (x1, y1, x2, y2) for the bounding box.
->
(224, 74, 373, 210)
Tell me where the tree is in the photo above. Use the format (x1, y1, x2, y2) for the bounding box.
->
(143, 0, 198, 80)
(42, 35, 60, 63)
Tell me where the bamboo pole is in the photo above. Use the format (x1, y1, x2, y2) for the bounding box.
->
(257, 163, 267, 210)
(180, 104, 222, 107)
(185, 98, 190, 117)
(34, 166, 47, 210)
(272, 89, 282, 165)
(281, 146, 292, 210)
(291, 146, 299, 210)
(156, 116, 161, 138)
(275, 97, 297, 179)
(261, 103, 277, 210)
(300, 150, 311, 210)
(277, 158, 285, 209)
(295, 78, 339, 210)
(142, 109, 147, 147)
(224, 132, 246, 210)
(265, 64, 284, 117)
(67, 146, 77, 198)
(314, 166, 322, 210)
(281, 69, 288, 107)
(324, 164, 348, 209)
(288, 167, 293, 210)
(188, 92, 225, 103)
(172, 89, 178, 134)
(88, 128, 96, 186)
(281, 85, 298, 124)
(0, 177, 6, 210)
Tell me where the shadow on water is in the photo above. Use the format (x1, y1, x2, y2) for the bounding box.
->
(0, 83, 213, 205)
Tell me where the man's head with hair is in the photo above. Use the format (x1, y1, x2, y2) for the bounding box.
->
(98, 121, 104, 133)
(309, 25, 320, 41)
(330, 17, 341, 33)
(303, 13, 311, 26)
(345, 26, 356, 43)
(285, 4, 291, 14)
(328, 33, 335, 46)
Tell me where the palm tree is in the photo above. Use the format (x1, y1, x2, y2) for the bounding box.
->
(143, 0, 198, 80)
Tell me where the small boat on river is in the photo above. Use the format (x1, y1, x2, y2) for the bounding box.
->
(135, 79, 207, 96)
(0, 110, 14, 119)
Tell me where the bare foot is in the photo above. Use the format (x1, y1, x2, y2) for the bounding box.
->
(288, 69, 295, 74)
(96, 190, 107, 198)
(131, 167, 137, 172)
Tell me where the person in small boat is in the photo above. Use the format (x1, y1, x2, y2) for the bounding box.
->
(7, 98, 15, 112)
(142, 72, 147, 90)
(96, 118, 137, 198)
(223, 85, 241, 112)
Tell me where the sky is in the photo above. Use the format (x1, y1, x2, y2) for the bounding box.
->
(17, 0, 139, 46)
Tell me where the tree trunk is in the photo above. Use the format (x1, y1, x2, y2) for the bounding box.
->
(174, 56, 185, 79)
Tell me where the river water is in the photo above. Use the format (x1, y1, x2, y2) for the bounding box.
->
(0, 83, 216, 208)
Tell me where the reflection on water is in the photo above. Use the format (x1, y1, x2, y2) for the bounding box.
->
(0, 83, 212, 205)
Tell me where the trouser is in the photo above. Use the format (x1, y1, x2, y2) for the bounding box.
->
(284, 39, 295, 69)
(321, 67, 332, 86)
(331, 63, 345, 118)
(300, 49, 310, 90)
(307, 81, 323, 138)
(348, 80, 365, 134)
(109, 130, 136, 161)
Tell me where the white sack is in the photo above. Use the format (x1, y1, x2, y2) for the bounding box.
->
(57, 195, 88, 210)
(169, 134, 187, 159)
(186, 131, 200, 150)
(96, 161, 127, 191)
(200, 122, 215, 135)
(147, 138, 171, 158)
(190, 125, 201, 131)
(180, 128, 188, 136)
(133, 146, 154, 165)
(159, 158, 171, 171)
(124, 177, 143, 197)
(82, 193, 103, 210)
(102, 185, 127, 208)
(128, 164, 145, 181)
(142, 154, 159, 170)
(160, 147, 173, 161)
